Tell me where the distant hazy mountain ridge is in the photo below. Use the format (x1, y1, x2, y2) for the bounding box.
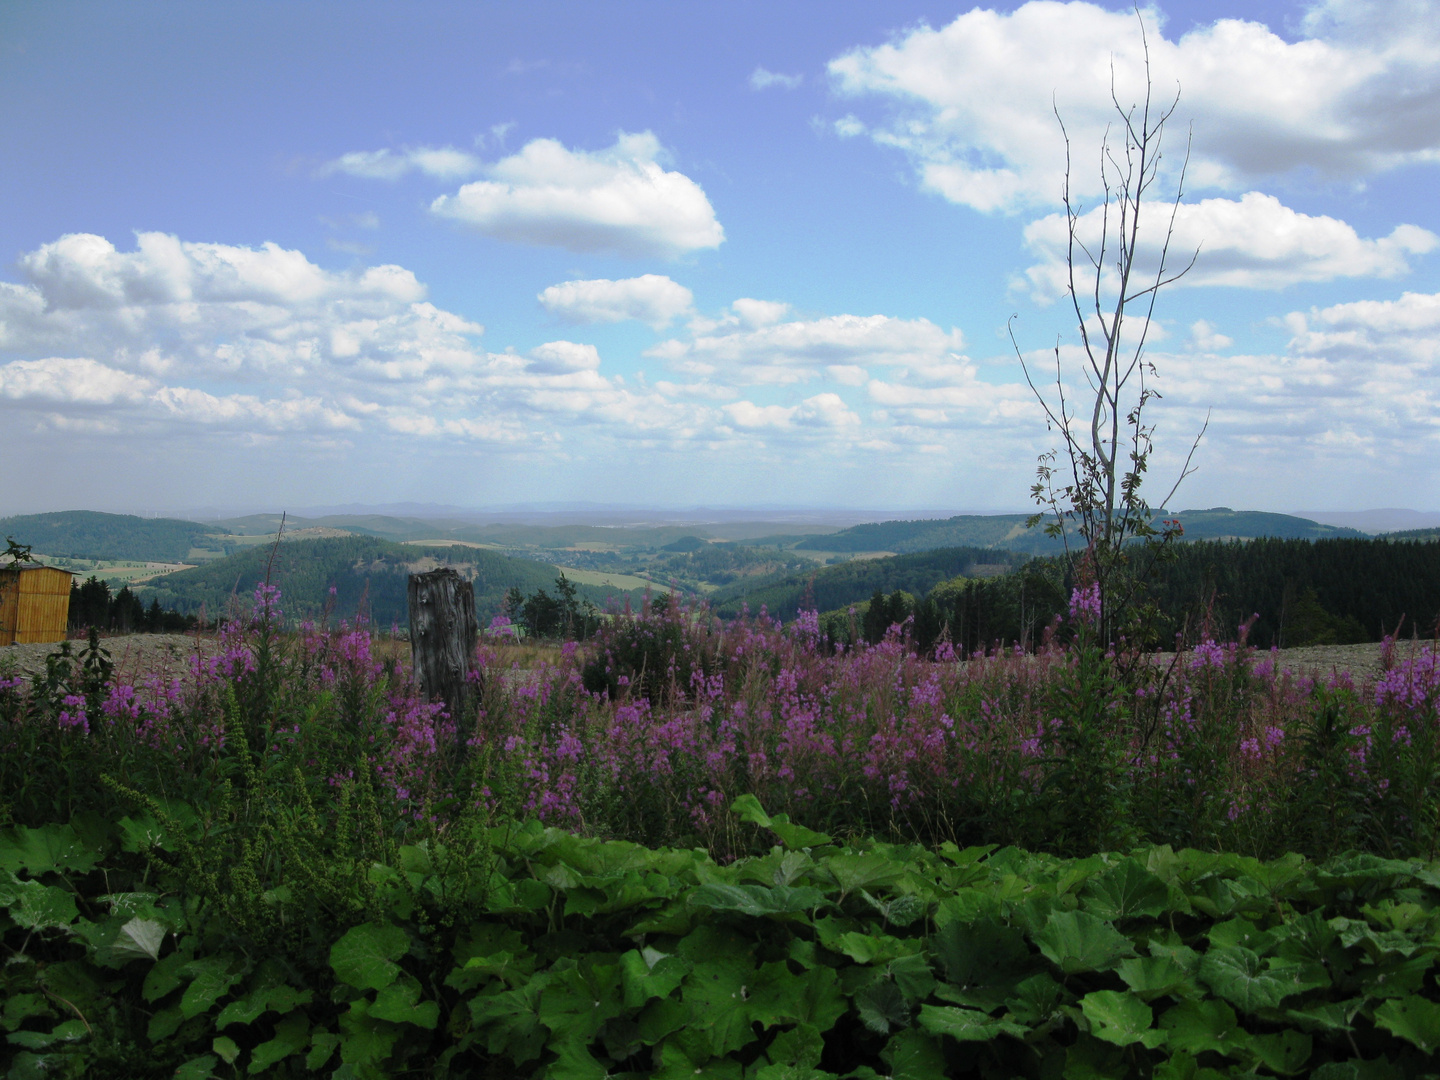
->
(798, 508, 1365, 555)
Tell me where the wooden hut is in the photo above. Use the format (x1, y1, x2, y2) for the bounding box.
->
(0, 565, 75, 646)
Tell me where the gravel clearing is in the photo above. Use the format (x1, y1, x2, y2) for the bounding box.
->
(1, 633, 1434, 689)
(0, 633, 223, 684)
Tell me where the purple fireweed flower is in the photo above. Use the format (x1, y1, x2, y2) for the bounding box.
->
(1068, 583, 1102, 625)
(58, 693, 88, 733)
(1191, 639, 1226, 671)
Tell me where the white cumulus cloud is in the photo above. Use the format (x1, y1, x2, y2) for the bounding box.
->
(651, 310, 964, 385)
(537, 275, 694, 329)
(750, 67, 803, 90)
(1021, 192, 1437, 300)
(829, 1, 1440, 212)
(430, 132, 724, 257)
(319, 146, 482, 181)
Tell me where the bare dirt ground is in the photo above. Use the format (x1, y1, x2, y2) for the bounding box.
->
(0, 633, 224, 685)
(1261, 640, 1438, 682)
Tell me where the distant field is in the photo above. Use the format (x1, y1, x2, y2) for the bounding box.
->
(33, 554, 194, 586)
(790, 549, 898, 564)
(553, 566, 673, 593)
(400, 538, 506, 550)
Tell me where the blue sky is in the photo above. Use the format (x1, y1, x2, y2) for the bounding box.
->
(3, 0, 1439, 516)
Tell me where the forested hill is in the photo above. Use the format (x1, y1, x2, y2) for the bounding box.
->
(797, 507, 1365, 555)
(798, 536, 1440, 655)
(709, 546, 1030, 622)
(794, 516, 1030, 553)
(1151, 536, 1440, 646)
(139, 537, 635, 628)
(0, 510, 214, 562)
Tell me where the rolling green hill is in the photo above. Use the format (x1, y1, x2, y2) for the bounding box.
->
(709, 546, 1030, 622)
(0, 510, 217, 562)
(794, 515, 1031, 553)
(138, 536, 651, 628)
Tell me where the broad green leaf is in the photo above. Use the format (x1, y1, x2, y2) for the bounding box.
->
(109, 916, 166, 962)
(880, 1029, 946, 1080)
(371, 975, 440, 1029)
(936, 842, 996, 869)
(1207, 916, 1275, 954)
(1080, 990, 1164, 1049)
(1116, 955, 1197, 1001)
(1353, 953, 1435, 998)
(1248, 1030, 1312, 1076)
(3, 993, 53, 1032)
(933, 982, 1008, 1014)
(1273, 911, 1346, 971)
(1032, 910, 1135, 975)
(1150, 1050, 1228, 1080)
(654, 1028, 743, 1080)
(1283, 1000, 1360, 1032)
(730, 795, 831, 849)
(173, 1055, 219, 1080)
(117, 813, 169, 854)
(305, 1032, 340, 1071)
(545, 1038, 610, 1080)
(1081, 860, 1170, 920)
(855, 980, 910, 1035)
(1159, 999, 1246, 1057)
(1241, 852, 1309, 894)
(764, 1021, 825, 1071)
(1199, 948, 1319, 1011)
(5, 1019, 87, 1050)
(1374, 995, 1440, 1054)
(247, 1012, 311, 1074)
(681, 958, 757, 1058)
(769, 819, 835, 851)
(620, 948, 688, 1008)
(41, 959, 107, 1017)
(636, 997, 688, 1046)
(730, 793, 774, 827)
(3, 875, 78, 931)
(749, 962, 846, 1032)
(0, 824, 98, 876)
(180, 957, 243, 1019)
(862, 890, 927, 928)
(689, 883, 824, 917)
(148, 1004, 185, 1042)
(212, 1035, 240, 1064)
(1309, 1063, 1405, 1080)
(887, 954, 937, 1003)
(1062, 1033, 1129, 1080)
(144, 949, 193, 1002)
(1004, 974, 1064, 1025)
(1360, 899, 1431, 932)
(338, 1000, 400, 1066)
(834, 931, 910, 964)
(821, 853, 904, 897)
(216, 984, 314, 1029)
(774, 850, 814, 887)
(934, 887, 1003, 926)
(329, 922, 409, 991)
(933, 916, 1031, 987)
(917, 1004, 1027, 1043)
(677, 923, 755, 965)
(538, 962, 622, 1043)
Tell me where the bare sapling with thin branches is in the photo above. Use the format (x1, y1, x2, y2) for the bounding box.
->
(1010, 18, 1208, 647)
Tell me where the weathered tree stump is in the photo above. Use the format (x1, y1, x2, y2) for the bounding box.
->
(407, 567, 477, 722)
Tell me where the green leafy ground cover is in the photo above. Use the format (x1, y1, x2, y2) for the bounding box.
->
(4, 807, 1440, 1078)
